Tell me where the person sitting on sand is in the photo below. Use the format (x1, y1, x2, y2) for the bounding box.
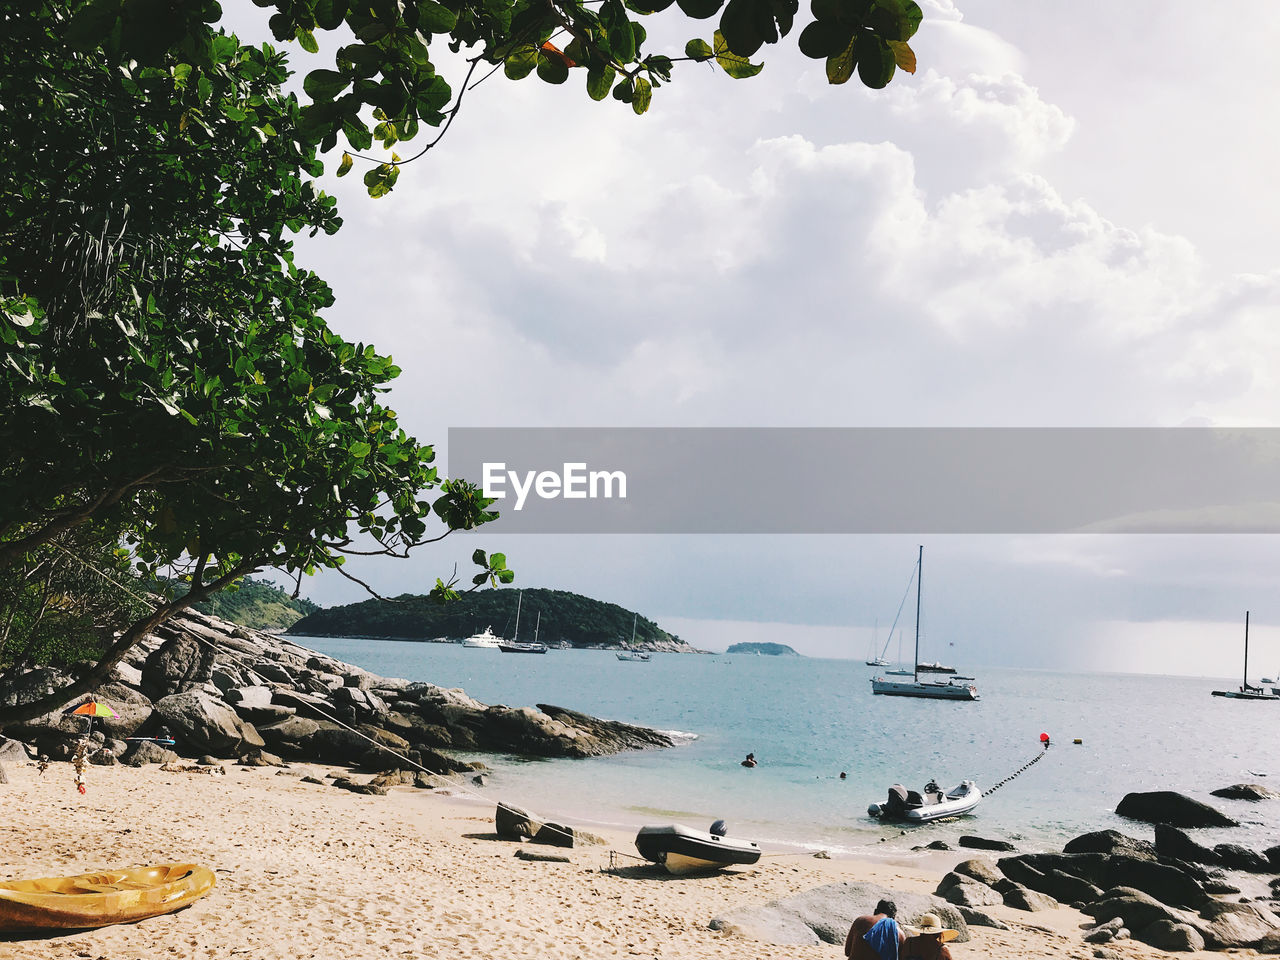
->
(902, 914, 958, 960)
(845, 899, 904, 960)
(741, 753, 756, 767)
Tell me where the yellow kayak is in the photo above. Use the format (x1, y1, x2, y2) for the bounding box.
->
(0, 863, 215, 932)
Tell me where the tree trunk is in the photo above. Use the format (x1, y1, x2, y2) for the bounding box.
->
(0, 559, 257, 732)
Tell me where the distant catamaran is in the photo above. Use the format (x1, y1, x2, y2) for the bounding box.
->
(870, 546, 979, 701)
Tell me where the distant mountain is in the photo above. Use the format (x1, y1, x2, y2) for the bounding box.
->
(288, 588, 691, 652)
(188, 577, 318, 632)
(726, 642, 801, 657)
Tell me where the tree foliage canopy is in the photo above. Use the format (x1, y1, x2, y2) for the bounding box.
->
(57, 0, 922, 191)
(0, 2, 498, 725)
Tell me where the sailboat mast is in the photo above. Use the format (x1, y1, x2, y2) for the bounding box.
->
(534, 610, 540, 644)
(514, 592, 522, 641)
(913, 545, 923, 682)
(631, 613, 637, 645)
(1244, 610, 1250, 688)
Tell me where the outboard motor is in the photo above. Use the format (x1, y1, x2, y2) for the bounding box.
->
(709, 819, 728, 837)
(869, 783, 909, 819)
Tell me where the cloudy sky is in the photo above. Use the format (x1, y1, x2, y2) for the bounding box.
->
(250, 1, 1280, 675)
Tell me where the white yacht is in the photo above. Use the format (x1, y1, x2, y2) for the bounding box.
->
(461, 626, 502, 649)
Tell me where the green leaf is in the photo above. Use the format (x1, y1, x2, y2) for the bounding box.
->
(627, 0, 675, 12)
(296, 28, 320, 54)
(66, 0, 121, 53)
(719, 0, 764, 58)
(677, 0, 725, 19)
(536, 51, 570, 84)
(855, 31, 895, 88)
(586, 65, 615, 100)
(601, 0, 636, 62)
(632, 76, 653, 114)
(798, 20, 852, 59)
(337, 152, 354, 177)
(418, 0, 458, 32)
(685, 38, 714, 61)
(489, 552, 507, 570)
(869, 0, 922, 41)
(612, 77, 634, 102)
(496, 569, 515, 584)
(314, 0, 349, 30)
(504, 45, 539, 80)
(472, 548, 488, 566)
(713, 29, 764, 78)
(348, 440, 372, 458)
(303, 69, 351, 101)
(825, 32, 856, 84)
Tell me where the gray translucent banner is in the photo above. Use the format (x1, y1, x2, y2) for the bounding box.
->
(446, 428, 1280, 533)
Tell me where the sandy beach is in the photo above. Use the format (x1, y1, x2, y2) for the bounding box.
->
(0, 759, 1241, 960)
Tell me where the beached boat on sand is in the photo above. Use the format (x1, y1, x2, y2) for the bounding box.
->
(867, 780, 982, 823)
(635, 823, 761, 874)
(0, 863, 215, 932)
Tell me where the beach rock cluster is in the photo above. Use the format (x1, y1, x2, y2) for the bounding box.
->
(937, 799, 1280, 953)
(710, 881, 973, 946)
(0, 608, 675, 778)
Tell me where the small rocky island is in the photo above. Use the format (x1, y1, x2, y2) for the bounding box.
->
(0, 608, 675, 789)
(726, 642, 801, 656)
(290, 587, 690, 652)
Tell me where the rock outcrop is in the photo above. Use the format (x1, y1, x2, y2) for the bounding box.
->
(956, 827, 1280, 954)
(0, 608, 678, 777)
(1210, 783, 1278, 801)
(1115, 791, 1238, 828)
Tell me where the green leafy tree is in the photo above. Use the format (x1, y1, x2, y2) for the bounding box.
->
(0, 5, 499, 727)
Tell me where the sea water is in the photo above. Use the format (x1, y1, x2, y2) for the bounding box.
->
(295, 638, 1280, 858)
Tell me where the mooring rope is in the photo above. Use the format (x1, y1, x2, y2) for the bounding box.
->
(982, 740, 1053, 797)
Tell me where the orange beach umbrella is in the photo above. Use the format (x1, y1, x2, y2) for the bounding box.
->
(64, 701, 119, 719)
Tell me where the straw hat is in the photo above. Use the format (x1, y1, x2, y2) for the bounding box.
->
(907, 914, 959, 941)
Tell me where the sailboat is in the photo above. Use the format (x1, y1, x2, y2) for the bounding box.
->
(865, 619, 890, 666)
(499, 593, 548, 654)
(884, 629, 914, 675)
(1211, 612, 1277, 699)
(617, 613, 651, 661)
(870, 546, 979, 701)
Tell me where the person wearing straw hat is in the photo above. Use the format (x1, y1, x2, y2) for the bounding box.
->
(902, 914, 958, 960)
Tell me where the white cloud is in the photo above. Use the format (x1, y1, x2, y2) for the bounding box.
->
(277, 2, 1280, 672)
(886, 71, 1074, 166)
